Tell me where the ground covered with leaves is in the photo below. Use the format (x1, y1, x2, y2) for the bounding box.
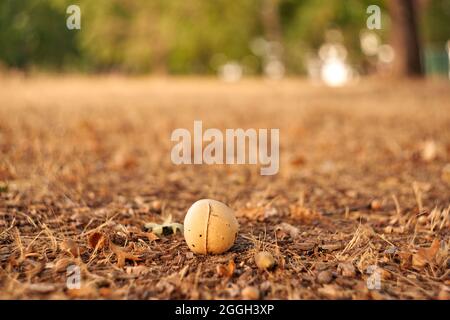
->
(0, 76, 449, 299)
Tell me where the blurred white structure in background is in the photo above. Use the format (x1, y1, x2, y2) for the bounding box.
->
(305, 55, 322, 83)
(250, 37, 270, 57)
(320, 56, 351, 87)
(218, 61, 243, 83)
(250, 37, 285, 80)
(264, 57, 285, 80)
(360, 30, 380, 56)
(377, 44, 395, 64)
(359, 30, 395, 72)
(316, 30, 353, 87)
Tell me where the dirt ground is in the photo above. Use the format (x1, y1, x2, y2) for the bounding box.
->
(0, 75, 449, 299)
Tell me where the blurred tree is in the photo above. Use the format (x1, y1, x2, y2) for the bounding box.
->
(0, 0, 448, 75)
(0, 0, 79, 71)
(388, 0, 423, 76)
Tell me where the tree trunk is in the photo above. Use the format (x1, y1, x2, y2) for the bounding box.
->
(388, 0, 423, 77)
(261, 0, 282, 43)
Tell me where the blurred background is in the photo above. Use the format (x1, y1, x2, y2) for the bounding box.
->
(0, 0, 449, 84)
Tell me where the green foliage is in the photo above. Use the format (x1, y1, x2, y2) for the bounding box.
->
(0, 0, 79, 70)
(422, 0, 450, 45)
(0, 0, 447, 74)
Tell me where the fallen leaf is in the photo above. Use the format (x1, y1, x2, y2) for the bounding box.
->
(289, 205, 321, 223)
(318, 284, 351, 299)
(28, 283, 56, 294)
(437, 285, 449, 300)
(412, 239, 440, 269)
(110, 243, 141, 268)
(87, 232, 107, 250)
(241, 286, 260, 300)
(179, 265, 189, 280)
(217, 259, 235, 278)
(143, 232, 159, 242)
(54, 258, 74, 273)
(397, 251, 412, 269)
(109, 149, 138, 170)
(441, 164, 450, 185)
(125, 265, 149, 276)
(60, 239, 81, 257)
(98, 287, 113, 298)
(24, 261, 44, 280)
(290, 155, 306, 167)
(235, 207, 265, 221)
(66, 286, 97, 299)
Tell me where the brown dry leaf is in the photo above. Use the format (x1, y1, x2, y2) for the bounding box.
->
(87, 232, 107, 250)
(398, 251, 412, 269)
(7, 254, 19, 271)
(0, 163, 16, 180)
(109, 149, 138, 170)
(290, 155, 306, 167)
(289, 205, 321, 223)
(442, 164, 450, 185)
(98, 287, 113, 298)
(28, 283, 56, 294)
(318, 284, 351, 299)
(412, 238, 440, 269)
(217, 259, 235, 278)
(54, 258, 74, 273)
(235, 207, 265, 221)
(110, 243, 141, 268)
(60, 239, 81, 257)
(227, 259, 236, 277)
(241, 286, 260, 300)
(126, 265, 150, 276)
(66, 285, 97, 299)
(437, 285, 449, 300)
(143, 232, 159, 242)
(24, 260, 44, 280)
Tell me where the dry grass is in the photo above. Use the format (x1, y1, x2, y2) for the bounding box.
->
(0, 75, 449, 299)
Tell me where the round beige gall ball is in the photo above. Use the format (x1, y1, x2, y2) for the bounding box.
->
(184, 199, 239, 254)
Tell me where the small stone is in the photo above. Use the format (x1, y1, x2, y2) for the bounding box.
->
(275, 222, 299, 239)
(317, 270, 333, 284)
(185, 252, 194, 259)
(151, 200, 162, 213)
(241, 286, 260, 300)
(370, 200, 382, 210)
